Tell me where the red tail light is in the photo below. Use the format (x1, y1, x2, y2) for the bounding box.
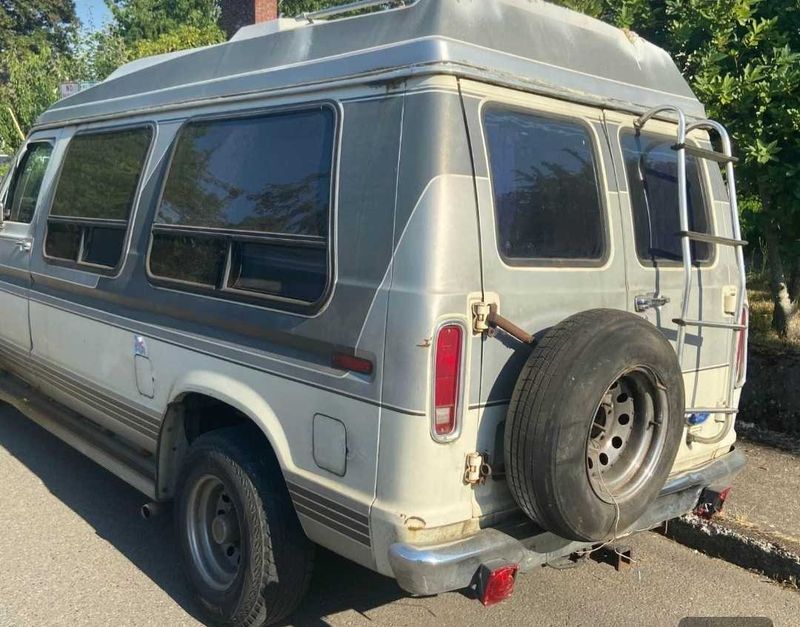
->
(433, 323, 464, 440)
(735, 303, 748, 387)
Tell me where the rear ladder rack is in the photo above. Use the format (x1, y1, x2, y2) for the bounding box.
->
(296, 0, 408, 22)
(635, 107, 748, 442)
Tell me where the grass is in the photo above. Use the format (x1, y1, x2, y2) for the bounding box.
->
(747, 274, 800, 354)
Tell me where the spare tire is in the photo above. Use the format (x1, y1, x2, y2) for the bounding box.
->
(504, 309, 685, 542)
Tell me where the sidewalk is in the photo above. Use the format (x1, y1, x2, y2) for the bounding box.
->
(665, 427, 800, 587)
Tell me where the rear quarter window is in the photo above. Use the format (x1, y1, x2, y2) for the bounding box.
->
(483, 106, 607, 265)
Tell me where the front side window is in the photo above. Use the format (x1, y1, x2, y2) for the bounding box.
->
(45, 126, 153, 270)
(4, 142, 53, 224)
(484, 107, 606, 263)
(621, 130, 711, 263)
(149, 106, 335, 306)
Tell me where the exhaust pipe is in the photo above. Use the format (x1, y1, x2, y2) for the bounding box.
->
(141, 501, 164, 520)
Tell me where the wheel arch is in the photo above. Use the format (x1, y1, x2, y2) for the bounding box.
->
(154, 372, 294, 502)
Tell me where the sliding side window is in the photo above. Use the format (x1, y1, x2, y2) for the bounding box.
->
(620, 130, 712, 263)
(148, 106, 335, 308)
(45, 126, 153, 270)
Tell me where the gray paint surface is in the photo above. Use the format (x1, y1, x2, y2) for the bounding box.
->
(23, 95, 407, 409)
(35, 0, 704, 128)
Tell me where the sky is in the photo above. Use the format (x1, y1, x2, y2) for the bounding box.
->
(75, 0, 113, 32)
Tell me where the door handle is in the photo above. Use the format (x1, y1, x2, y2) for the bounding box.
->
(15, 240, 31, 253)
(635, 293, 670, 312)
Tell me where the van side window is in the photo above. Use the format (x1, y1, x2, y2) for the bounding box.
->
(149, 106, 335, 307)
(46, 127, 153, 270)
(4, 142, 53, 224)
(621, 131, 711, 263)
(483, 107, 606, 263)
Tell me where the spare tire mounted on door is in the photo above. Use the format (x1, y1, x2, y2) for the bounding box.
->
(504, 309, 685, 543)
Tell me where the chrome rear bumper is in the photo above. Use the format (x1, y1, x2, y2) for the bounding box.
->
(388, 449, 746, 595)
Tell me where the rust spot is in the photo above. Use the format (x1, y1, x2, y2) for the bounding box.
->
(405, 516, 426, 530)
(417, 338, 432, 348)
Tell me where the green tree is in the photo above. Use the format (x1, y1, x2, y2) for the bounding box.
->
(107, 0, 221, 44)
(0, 0, 79, 156)
(0, 0, 77, 54)
(661, 0, 800, 338)
(0, 42, 76, 155)
(80, 0, 225, 81)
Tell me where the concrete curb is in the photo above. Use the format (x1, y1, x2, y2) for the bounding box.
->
(663, 514, 800, 588)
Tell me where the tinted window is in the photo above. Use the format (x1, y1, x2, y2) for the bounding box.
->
(5, 142, 52, 223)
(46, 127, 152, 270)
(159, 109, 331, 236)
(50, 128, 152, 220)
(149, 233, 227, 287)
(484, 107, 605, 262)
(150, 107, 335, 306)
(229, 242, 327, 302)
(621, 131, 711, 262)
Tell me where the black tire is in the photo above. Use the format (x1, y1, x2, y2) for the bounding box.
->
(505, 309, 685, 542)
(175, 427, 314, 627)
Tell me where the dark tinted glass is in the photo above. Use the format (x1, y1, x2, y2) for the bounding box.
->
(6, 142, 52, 223)
(484, 108, 605, 261)
(149, 233, 227, 287)
(45, 222, 81, 260)
(621, 131, 711, 262)
(82, 227, 126, 267)
(229, 242, 327, 302)
(51, 127, 152, 220)
(157, 108, 334, 236)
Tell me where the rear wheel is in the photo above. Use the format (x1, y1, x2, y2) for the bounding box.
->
(175, 427, 314, 626)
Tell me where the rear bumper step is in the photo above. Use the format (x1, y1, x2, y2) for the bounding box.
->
(388, 449, 746, 595)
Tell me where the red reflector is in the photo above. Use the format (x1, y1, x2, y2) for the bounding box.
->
(434, 324, 463, 437)
(694, 487, 732, 519)
(332, 353, 373, 375)
(480, 564, 518, 606)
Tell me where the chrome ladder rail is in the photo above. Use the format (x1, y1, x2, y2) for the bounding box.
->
(634, 108, 748, 444)
(296, 0, 407, 22)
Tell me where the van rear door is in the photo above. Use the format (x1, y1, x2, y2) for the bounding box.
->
(458, 80, 628, 517)
(603, 111, 741, 463)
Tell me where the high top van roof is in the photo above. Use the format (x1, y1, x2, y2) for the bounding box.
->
(36, 0, 705, 128)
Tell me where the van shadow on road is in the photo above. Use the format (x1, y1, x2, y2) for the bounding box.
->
(0, 405, 406, 626)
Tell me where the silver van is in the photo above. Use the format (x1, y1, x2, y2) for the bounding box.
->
(0, 0, 748, 624)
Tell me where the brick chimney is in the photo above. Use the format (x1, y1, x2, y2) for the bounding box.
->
(254, 0, 279, 23)
(219, 0, 279, 39)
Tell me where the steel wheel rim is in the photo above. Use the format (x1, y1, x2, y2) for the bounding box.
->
(586, 367, 669, 503)
(185, 474, 242, 591)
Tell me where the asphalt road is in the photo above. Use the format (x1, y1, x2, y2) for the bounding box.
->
(1, 404, 799, 627)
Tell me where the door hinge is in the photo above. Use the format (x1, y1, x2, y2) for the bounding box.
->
(464, 451, 491, 485)
(472, 301, 535, 345)
(472, 301, 492, 334)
